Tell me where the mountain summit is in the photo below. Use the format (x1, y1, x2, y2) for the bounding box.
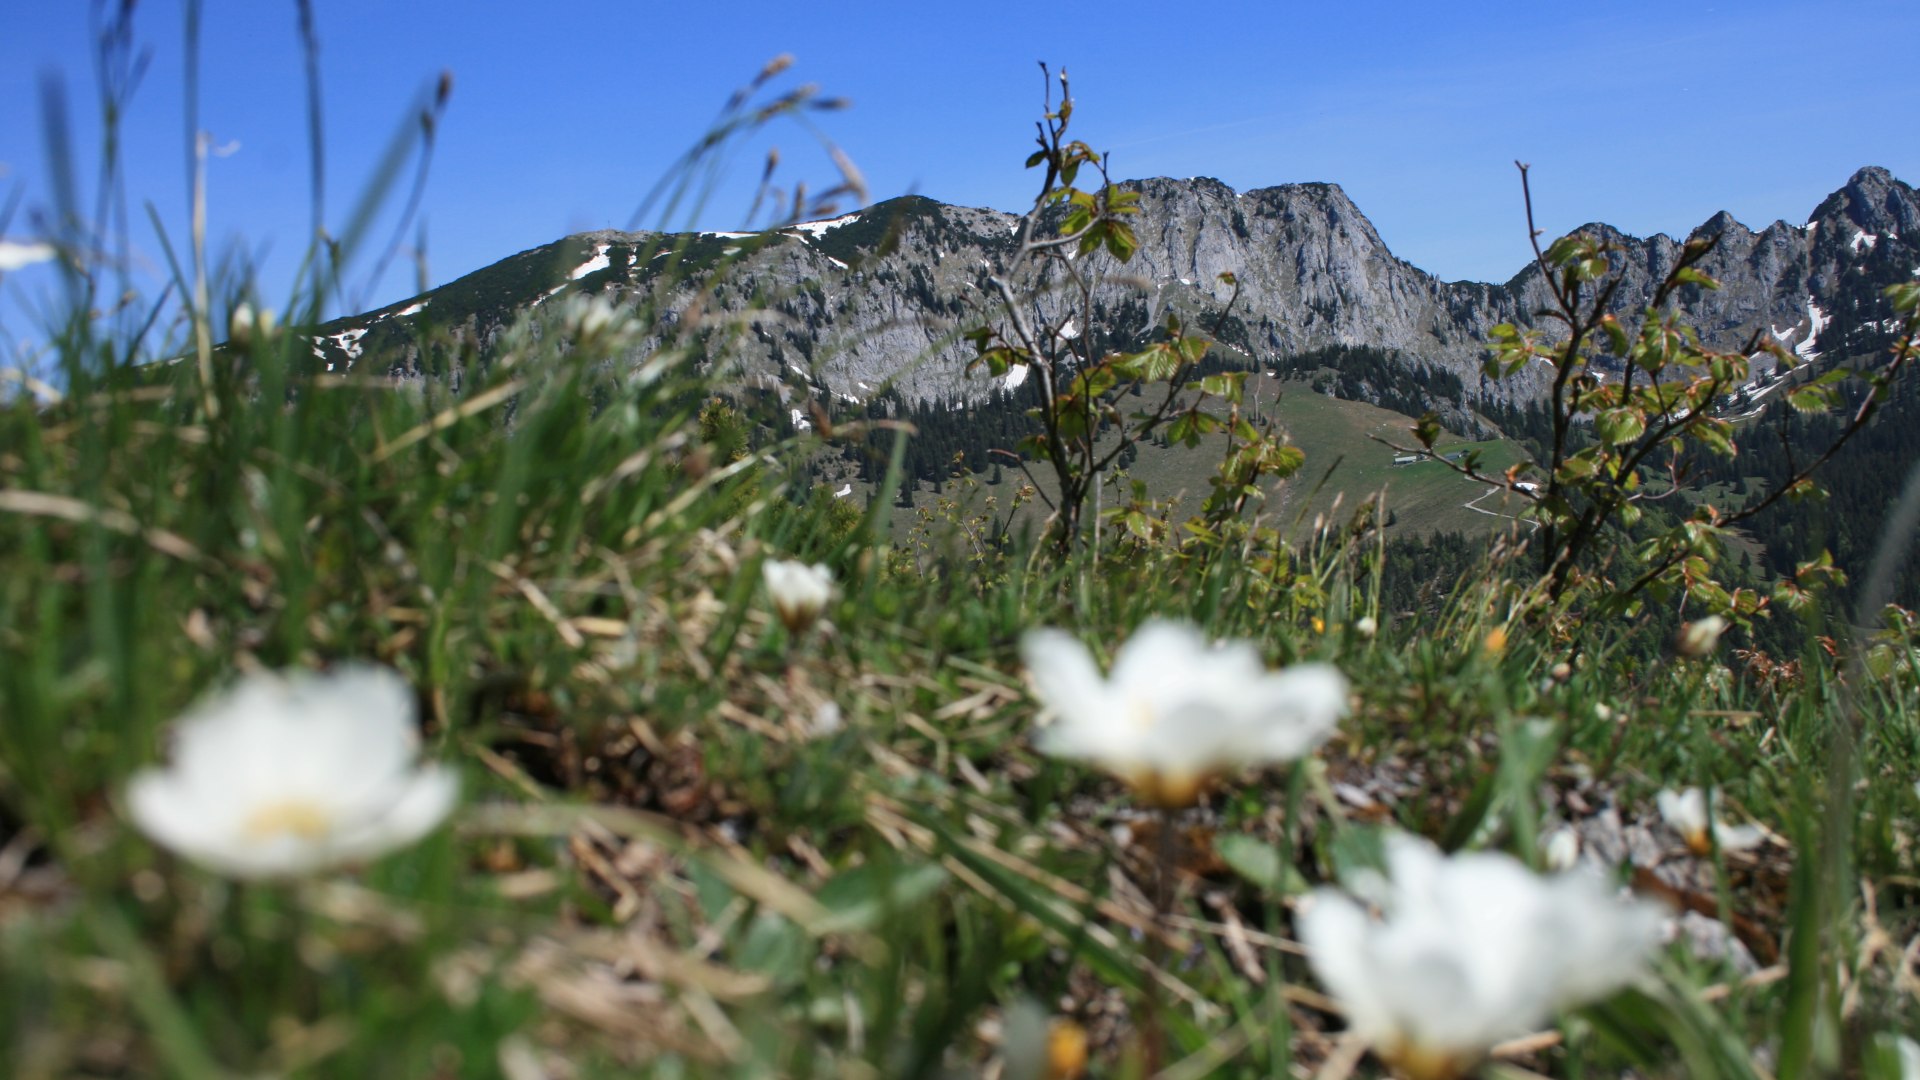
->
(306, 169, 1917, 409)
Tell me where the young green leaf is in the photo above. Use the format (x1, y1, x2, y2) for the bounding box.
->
(1596, 408, 1646, 446)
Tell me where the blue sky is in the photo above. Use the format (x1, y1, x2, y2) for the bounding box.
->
(3, 0, 1916, 352)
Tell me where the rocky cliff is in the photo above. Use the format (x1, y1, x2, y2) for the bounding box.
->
(307, 167, 1917, 417)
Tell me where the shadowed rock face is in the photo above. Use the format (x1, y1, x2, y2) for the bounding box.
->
(312, 168, 1916, 411)
(1501, 167, 1918, 365)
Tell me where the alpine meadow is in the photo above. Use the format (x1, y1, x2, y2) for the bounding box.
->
(5, 5, 1920, 1079)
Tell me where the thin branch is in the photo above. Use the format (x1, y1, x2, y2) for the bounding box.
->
(1365, 433, 1539, 501)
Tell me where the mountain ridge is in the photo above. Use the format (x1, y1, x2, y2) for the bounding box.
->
(303, 166, 1917, 417)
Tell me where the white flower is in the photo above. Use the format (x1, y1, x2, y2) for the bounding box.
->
(565, 293, 614, 335)
(1656, 786, 1765, 856)
(1541, 825, 1581, 872)
(0, 239, 56, 272)
(763, 558, 832, 633)
(1655, 787, 1707, 842)
(809, 701, 844, 738)
(1676, 615, 1729, 657)
(1354, 616, 1378, 640)
(561, 293, 635, 351)
(1300, 834, 1667, 1080)
(228, 302, 278, 348)
(126, 666, 458, 880)
(1021, 619, 1347, 807)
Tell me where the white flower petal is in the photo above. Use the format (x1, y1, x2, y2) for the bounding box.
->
(1546, 871, 1668, 1004)
(126, 771, 226, 862)
(1108, 619, 1213, 692)
(298, 667, 423, 795)
(205, 836, 329, 879)
(1374, 934, 1530, 1053)
(1021, 629, 1104, 709)
(1244, 663, 1347, 758)
(332, 765, 460, 862)
(1022, 629, 1122, 763)
(1893, 1035, 1920, 1080)
(1299, 891, 1392, 1041)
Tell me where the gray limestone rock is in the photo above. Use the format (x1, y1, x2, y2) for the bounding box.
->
(310, 168, 1918, 420)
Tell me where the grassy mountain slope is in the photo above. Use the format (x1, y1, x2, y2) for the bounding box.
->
(875, 374, 1530, 542)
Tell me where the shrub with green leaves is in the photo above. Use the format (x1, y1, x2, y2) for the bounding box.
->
(964, 68, 1304, 553)
(1399, 165, 1919, 630)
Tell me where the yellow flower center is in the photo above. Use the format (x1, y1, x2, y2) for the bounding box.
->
(1117, 698, 1206, 806)
(1045, 1020, 1089, 1079)
(1382, 1040, 1474, 1080)
(1125, 768, 1205, 809)
(242, 800, 333, 841)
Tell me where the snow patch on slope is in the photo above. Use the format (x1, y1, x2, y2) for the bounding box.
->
(788, 212, 861, 238)
(310, 327, 367, 372)
(329, 328, 366, 359)
(1769, 298, 1833, 362)
(570, 244, 612, 280)
(1796, 298, 1830, 361)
